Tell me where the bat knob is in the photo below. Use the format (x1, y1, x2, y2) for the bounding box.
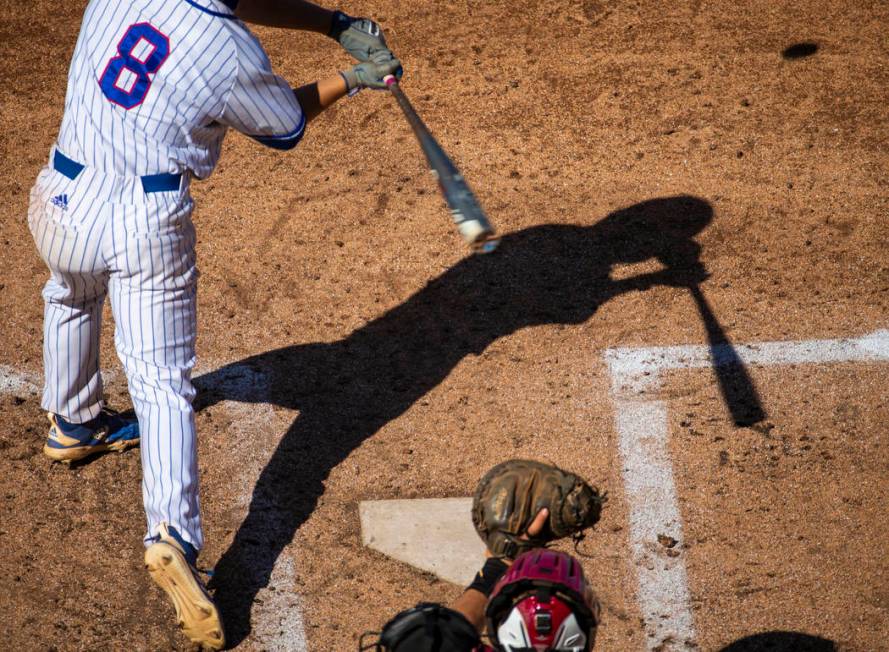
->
(459, 221, 499, 254)
(473, 236, 501, 254)
(383, 75, 397, 87)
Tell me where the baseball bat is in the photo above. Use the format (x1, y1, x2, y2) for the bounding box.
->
(384, 76, 500, 254)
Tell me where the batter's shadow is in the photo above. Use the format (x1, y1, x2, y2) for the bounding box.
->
(193, 194, 765, 646)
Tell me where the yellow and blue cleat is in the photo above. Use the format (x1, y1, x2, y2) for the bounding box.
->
(43, 410, 140, 463)
(145, 523, 225, 651)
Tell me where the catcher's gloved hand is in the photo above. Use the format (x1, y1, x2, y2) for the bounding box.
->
(329, 11, 403, 76)
(341, 53, 403, 92)
(358, 603, 480, 652)
(472, 459, 606, 559)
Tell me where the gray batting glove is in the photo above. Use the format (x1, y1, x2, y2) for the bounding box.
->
(340, 55, 403, 93)
(329, 10, 403, 79)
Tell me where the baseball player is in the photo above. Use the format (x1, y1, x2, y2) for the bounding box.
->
(362, 512, 602, 652)
(357, 516, 547, 652)
(27, 0, 400, 648)
(362, 459, 605, 650)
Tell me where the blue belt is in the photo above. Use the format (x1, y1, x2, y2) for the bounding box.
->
(53, 149, 182, 193)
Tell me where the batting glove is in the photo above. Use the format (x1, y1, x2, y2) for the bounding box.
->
(329, 10, 403, 79)
(340, 54, 403, 93)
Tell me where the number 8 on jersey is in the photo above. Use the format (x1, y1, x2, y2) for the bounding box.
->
(99, 23, 169, 109)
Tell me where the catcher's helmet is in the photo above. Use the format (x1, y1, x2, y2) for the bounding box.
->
(359, 602, 481, 652)
(485, 549, 600, 652)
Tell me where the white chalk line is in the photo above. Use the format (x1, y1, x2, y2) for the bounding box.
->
(250, 555, 308, 651)
(199, 361, 308, 651)
(0, 362, 308, 651)
(0, 365, 40, 395)
(604, 329, 889, 651)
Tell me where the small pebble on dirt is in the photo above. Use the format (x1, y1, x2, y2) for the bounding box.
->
(657, 534, 678, 548)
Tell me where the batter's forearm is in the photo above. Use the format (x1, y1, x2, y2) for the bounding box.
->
(293, 73, 347, 123)
(235, 0, 334, 33)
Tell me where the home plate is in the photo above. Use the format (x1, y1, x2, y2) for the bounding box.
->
(359, 497, 485, 585)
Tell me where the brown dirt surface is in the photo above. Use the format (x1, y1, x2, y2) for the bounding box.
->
(1, 0, 888, 650)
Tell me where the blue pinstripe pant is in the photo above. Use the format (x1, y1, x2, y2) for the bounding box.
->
(28, 156, 204, 550)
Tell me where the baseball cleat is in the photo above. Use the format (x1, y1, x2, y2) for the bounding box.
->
(145, 523, 225, 651)
(43, 410, 140, 463)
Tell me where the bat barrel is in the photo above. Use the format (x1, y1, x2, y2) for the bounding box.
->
(384, 76, 500, 254)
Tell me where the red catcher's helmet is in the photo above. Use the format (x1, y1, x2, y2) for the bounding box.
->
(485, 549, 600, 652)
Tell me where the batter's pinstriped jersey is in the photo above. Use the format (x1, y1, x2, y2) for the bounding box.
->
(57, 0, 306, 181)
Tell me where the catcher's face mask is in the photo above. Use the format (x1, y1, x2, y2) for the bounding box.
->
(496, 593, 587, 652)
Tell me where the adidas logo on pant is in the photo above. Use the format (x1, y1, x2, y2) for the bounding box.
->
(51, 194, 69, 210)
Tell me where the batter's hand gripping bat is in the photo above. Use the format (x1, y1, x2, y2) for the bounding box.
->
(384, 75, 500, 254)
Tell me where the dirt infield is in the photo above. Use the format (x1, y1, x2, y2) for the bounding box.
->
(1, 0, 887, 650)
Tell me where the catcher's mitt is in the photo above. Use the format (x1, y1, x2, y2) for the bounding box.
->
(472, 459, 606, 559)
